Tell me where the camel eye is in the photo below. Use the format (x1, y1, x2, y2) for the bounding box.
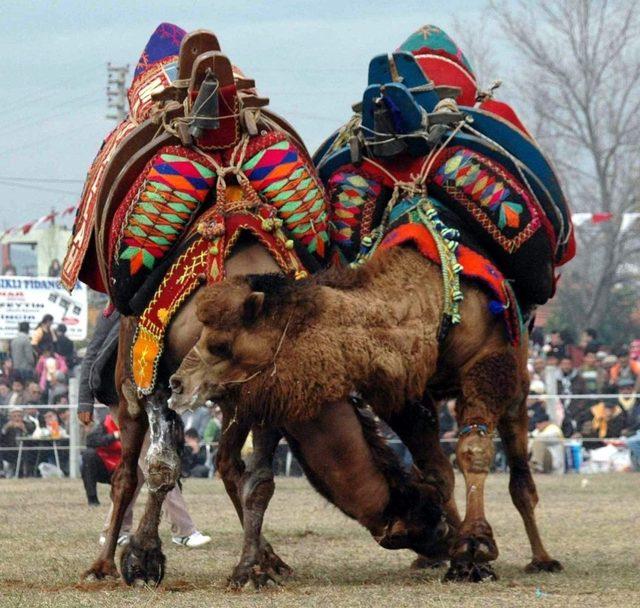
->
(207, 341, 232, 359)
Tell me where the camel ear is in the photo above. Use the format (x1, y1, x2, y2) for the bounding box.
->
(243, 291, 265, 323)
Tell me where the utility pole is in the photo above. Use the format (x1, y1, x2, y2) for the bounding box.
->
(106, 63, 129, 122)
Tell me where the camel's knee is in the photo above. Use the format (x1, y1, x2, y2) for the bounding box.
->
(216, 449, 244, 483)
(509, 463, 539, 511)
(457, 431, 494, 475)
(241, 468, 275, 510)
(111, 465, 138, 497)
(146, 445, 181, 493)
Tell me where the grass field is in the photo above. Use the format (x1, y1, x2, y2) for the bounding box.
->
(0, 473, 638, 608)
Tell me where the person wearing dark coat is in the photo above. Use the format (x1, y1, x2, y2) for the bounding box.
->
(54, 324, 76, 370)
(10, 322, 35, 380)
(81, 413, 122, 506)
(78, 310, 121, 415)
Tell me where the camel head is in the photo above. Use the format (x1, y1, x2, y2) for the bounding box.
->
(168, 273, 312, 413)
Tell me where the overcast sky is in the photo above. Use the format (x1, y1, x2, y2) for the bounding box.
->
(1, 0, 494, 229)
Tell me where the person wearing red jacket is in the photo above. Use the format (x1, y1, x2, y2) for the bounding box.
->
(81, 413, 121, 506)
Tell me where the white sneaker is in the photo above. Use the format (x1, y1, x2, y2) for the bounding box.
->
(98, 533, 130, 547)
(172, 531, 211, 548)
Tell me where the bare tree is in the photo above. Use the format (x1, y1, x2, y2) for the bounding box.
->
(489, 0, 640, 334)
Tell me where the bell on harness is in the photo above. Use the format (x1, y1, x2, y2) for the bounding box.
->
(189, 68, 220, 139)
(372, 97, 408, 158)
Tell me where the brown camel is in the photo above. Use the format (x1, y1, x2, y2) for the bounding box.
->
(169, 245, 564, 581)
(82, 236, 447, 588)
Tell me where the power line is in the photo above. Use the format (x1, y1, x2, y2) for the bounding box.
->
(2, 65, 99, 114)
(0, 179, 80, 196)
(0, 116, 99, 157)
(0, 176, 84, 184)
(1, 92, 103, 138)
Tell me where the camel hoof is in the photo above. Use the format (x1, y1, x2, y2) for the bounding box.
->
(451, 534, 498, 563)
(525, 558, 563, 573)
(120, 536, 166, 587)
(411, 555, 448, 570)
(82, 560, 119, 581)
(227, 565, 279, 591)
(444, 561, 498, 583)
(263, 547, 293, 579)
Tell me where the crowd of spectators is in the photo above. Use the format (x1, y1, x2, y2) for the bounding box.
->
(0, 314, 76, 477)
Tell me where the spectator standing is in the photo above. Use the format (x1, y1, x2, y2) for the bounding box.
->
(54, 324, 75, 371)
(203, 407, 222, 445)
(48, 259, 61, 277)
(35, 348, 68, 393)
(31, 314, 56, 355)
(182, 429, 210, 478)
(10, 322, 35, 380)
(182, 405, 211, 439)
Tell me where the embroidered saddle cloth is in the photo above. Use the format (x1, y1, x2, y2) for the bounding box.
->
(315, 25, 576, 312)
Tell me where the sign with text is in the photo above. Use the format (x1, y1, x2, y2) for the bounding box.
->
(0, 276, 87, 340)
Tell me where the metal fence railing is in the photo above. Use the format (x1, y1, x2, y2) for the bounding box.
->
(1, 392, 638, 479)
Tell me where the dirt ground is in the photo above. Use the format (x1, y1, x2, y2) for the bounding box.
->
(0, 473, 638, 608)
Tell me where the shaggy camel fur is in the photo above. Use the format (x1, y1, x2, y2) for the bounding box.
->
(80, 236, 444, 589)
(170, 245, 563, 582)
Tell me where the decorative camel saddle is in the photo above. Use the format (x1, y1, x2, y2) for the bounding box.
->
(315, 25, 576, 331)
(62, 24, 329, 393)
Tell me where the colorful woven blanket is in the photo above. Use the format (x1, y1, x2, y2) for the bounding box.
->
(108, 131, 329, 316)
(315, 24, 575, 313)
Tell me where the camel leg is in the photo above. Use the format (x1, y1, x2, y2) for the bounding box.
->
(285, 401, 444, 556)
(83, 389, 147, 580)
(498, 405, 563, 573)
(444, 352, 522, 583)
(120, 394, 183, 586)
(216, 405, 251, 522)
(384, 395, 461, 567)
(228, 426, 291, 589)
(216, 409, 291, 590)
